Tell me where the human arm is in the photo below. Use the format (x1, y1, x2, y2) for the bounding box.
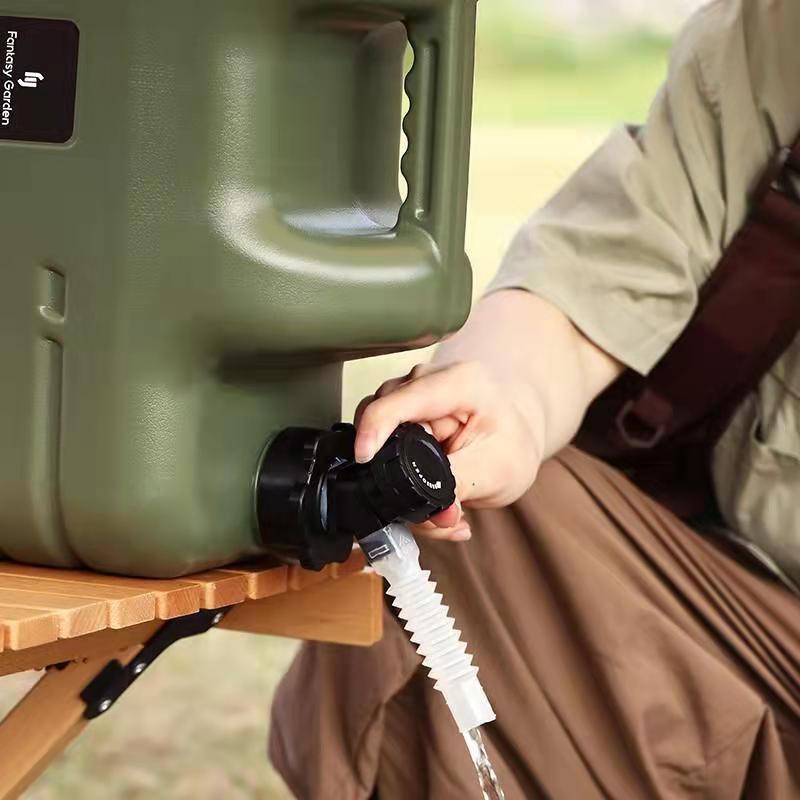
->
(355, 0, 800, 538)
(354, 289, 623, 537)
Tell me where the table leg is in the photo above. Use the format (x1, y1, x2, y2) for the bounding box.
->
(0, 648, 140, 799)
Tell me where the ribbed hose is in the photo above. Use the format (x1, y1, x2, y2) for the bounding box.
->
(388, 569, 476, 689)
(360, 524, 495, 733)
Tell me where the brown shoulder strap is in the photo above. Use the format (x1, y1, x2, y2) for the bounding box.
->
(604, 135, 800, 452)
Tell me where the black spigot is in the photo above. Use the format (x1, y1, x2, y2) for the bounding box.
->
(255, 423, 456, 571)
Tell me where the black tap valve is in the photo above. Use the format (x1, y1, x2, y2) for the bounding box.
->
(255, 423, 456, 571)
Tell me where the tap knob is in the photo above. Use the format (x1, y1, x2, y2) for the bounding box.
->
(255, 422, 456, 570)
(330, 422, 457, 537)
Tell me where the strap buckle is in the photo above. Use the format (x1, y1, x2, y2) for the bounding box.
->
(770, 145, 800, 203)
(615, 398, 667, 449)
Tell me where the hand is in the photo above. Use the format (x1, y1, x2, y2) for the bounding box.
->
(354, 361, 545, 541)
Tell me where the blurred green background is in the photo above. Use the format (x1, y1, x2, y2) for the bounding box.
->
(0, 2, 690, 797)
(475, 6, 671, 123)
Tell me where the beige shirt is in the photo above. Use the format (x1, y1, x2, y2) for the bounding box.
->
(488, 0, 800, 582)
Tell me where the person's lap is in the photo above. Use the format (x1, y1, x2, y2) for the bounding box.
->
(270, 447, 800, 799)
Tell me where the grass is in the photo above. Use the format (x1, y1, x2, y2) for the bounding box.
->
(2, 631, 298, 800)
(472, 4, 671, 124)
(0, 15, 674, 799)
(474, 63, 666, 125)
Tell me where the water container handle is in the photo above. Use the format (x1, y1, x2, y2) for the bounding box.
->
(204, 1, 476, 357)
(399, 0, 475, 253)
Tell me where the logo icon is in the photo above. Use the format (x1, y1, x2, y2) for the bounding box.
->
(18, 71, 44, 89)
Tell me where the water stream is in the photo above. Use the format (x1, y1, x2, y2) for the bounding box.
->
(464, 727, 505, 800)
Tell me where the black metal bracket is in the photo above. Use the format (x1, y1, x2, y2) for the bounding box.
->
(80, 606, 233, 719)
(769, 145, 800, 203)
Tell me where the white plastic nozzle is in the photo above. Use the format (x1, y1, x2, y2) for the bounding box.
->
(360, 524, 496, 733)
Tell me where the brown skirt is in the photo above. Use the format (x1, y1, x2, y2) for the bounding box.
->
(269, 447, 800, 799)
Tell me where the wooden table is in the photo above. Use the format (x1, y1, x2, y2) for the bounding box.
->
(0, 551, 382, 799)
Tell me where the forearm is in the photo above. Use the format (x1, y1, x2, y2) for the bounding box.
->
(433, 289, 623, 459)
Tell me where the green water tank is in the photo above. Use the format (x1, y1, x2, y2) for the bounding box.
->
(0, 0, 475, 577)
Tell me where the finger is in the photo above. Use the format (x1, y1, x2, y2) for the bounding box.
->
(406, 520, 437, 536)
(414, 522, 472, 542)
(373, 363, 437, 401)
(353, 395, 375, 427)
(355, 367, 443, 457)
(430, 415, 465, 444)
(448, 524, 472, 542)
(374, 376, 406, 400)
(355, 364, 485, 462)
(406, 362, 438, 381)
(429, 500, 461, 529)
(356, 392, 448, 430)
(446, 413, 482, 454)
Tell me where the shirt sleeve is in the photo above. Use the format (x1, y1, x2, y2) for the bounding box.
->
(485, 0, 800, 375)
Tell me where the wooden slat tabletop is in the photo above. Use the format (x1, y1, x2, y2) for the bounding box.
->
(0, 550, 367, 652)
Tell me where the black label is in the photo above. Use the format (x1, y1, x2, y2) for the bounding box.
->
(0, 16, 79, 144)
